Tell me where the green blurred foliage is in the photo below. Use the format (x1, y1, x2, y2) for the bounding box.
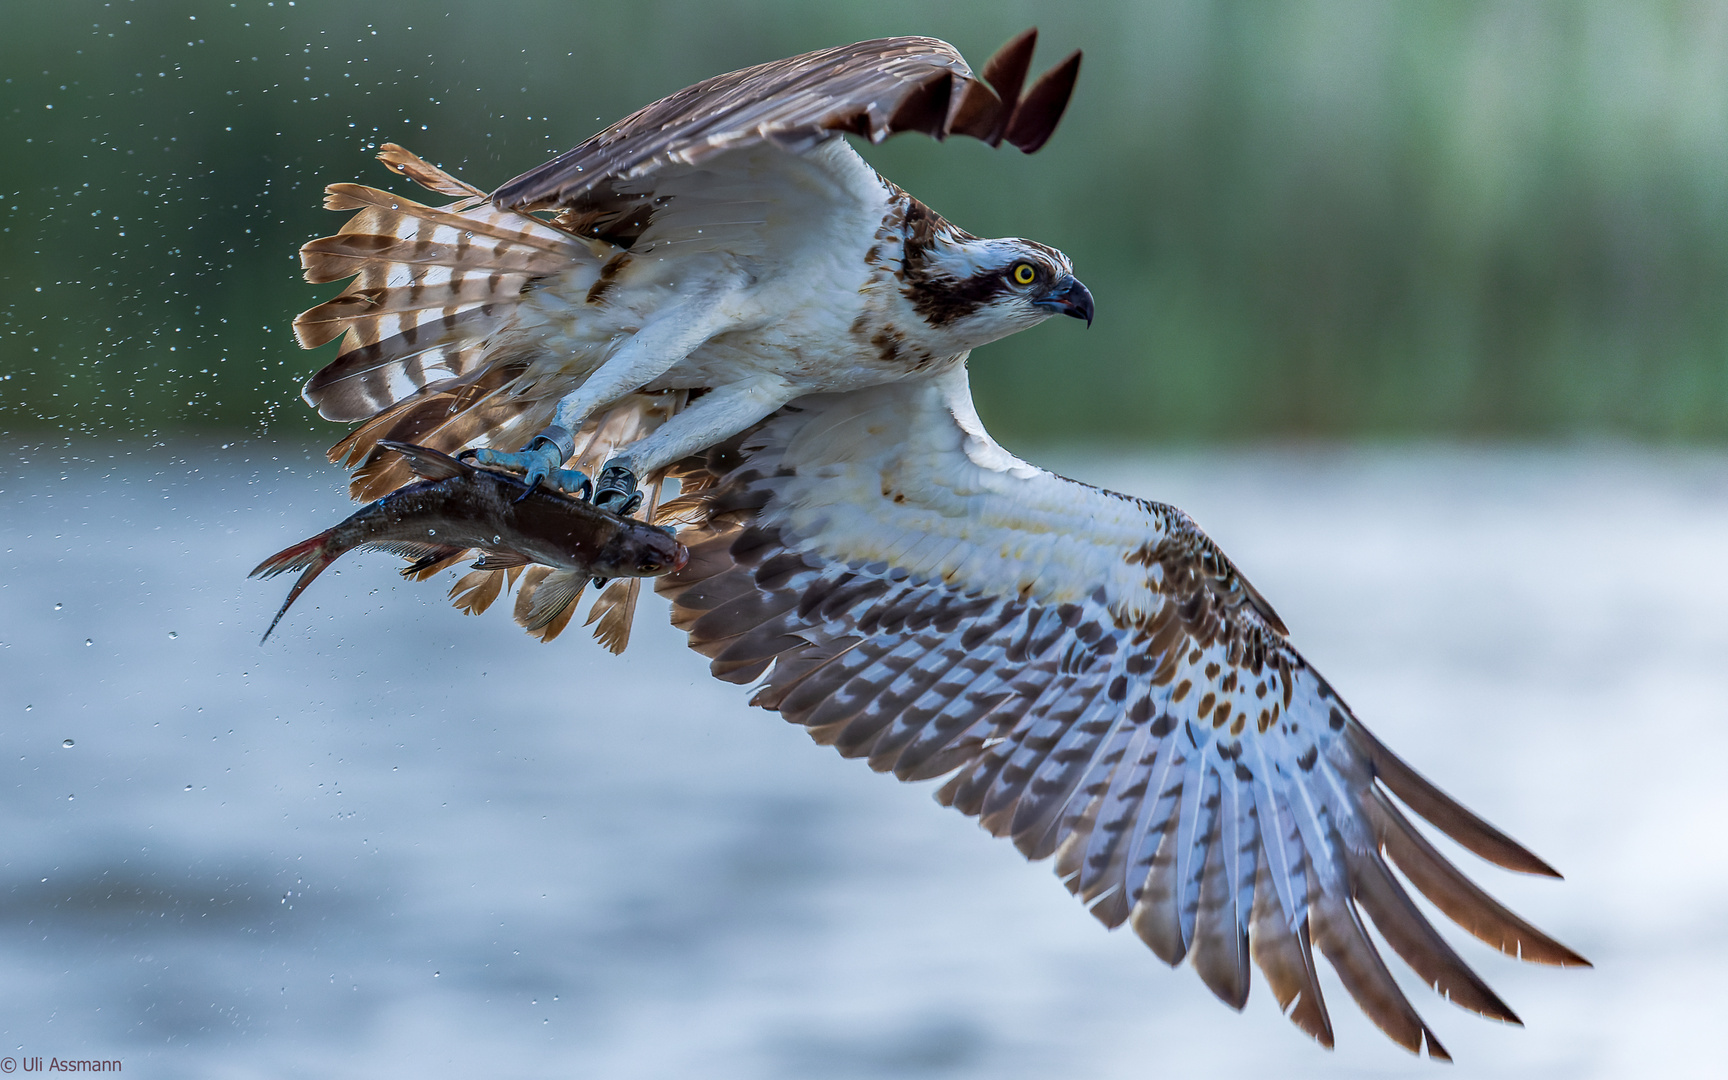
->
(4, 0, 1728, 443)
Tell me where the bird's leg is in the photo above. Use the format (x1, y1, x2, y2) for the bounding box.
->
(466, 292, 738, 507)
(460, 426, 594, 501)
(592, 374, 797, 515)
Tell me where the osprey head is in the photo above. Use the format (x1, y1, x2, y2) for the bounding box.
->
(901, 230, 1093, 352)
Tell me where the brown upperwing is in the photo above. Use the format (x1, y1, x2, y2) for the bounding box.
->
(491, 30, 1082, 216)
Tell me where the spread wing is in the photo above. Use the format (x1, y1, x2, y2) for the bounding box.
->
(655, 370, 1587, 1058)
(491, 30, 1080, 236)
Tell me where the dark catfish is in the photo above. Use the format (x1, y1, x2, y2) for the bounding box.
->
(251, 441, 686, 642)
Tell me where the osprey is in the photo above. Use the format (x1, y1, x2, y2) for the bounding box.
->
(287, 31, 1585, 1060)
(296, 30, 1091, 514)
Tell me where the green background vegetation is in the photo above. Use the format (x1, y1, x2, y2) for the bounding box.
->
(5, 0, 1728, 443)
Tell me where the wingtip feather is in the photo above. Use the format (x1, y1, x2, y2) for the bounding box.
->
(1004, 50, 1082, 154)
(1350, 721, 1563, 877)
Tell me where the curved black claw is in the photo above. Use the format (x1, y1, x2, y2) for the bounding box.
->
(593, 465, 642, 517)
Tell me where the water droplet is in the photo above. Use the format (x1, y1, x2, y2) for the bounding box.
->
(184, 785, 193, 792)
(168, 631, 178, 639)
(61, 739, 73, 748)
(84, 639, 93, 647)
(53, 603, 62, 611)
(66, 793, 74, 801)
(433, 971, 440, 978)
(24, 705, 32, 712)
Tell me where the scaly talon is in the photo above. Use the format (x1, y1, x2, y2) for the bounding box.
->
(462, 426, 583, 502)
(545, 468, 594, 501)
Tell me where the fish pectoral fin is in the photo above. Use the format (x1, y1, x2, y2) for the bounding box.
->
(378, 440, 469, 481)
(513, 567, 589, 640)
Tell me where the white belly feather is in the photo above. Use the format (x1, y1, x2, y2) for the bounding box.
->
(509, 139, 948, 406)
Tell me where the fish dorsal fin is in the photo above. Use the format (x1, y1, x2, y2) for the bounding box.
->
(378, 440, 469, 481)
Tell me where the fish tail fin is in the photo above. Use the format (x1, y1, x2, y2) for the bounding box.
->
(250, 532, 337, 643)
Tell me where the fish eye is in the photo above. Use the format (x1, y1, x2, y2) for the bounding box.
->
(1011, 262, 1038, 286)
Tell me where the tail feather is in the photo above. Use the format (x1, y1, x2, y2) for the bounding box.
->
(249, 532, 336, 643)
(450, 564, 526, 617)
(582, 471, 668, 654)
(327, 364, 525, 465)
(300, 228, 570, 285)
(515, 567, 588, 641)
(331, 365, 548, 501)
(295, 279, 527, 350)
(374, 142, 486, 199)
(296, 151, 594, 429)
(303, 305, 511, 422)
(317, 183, 580, 258)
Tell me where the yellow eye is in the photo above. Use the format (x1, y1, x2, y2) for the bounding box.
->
(1012, 263, 1037, 286)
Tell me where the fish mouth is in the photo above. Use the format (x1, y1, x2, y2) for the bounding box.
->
(668, 540, 690, 573)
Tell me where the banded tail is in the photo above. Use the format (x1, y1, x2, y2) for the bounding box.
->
(294, 149, 690, 650)
(296, 144, 610, 501)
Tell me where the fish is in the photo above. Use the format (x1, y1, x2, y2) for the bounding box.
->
(250, 441, 687, 643)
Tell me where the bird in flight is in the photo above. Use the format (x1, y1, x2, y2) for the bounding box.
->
(287, 30, 1585, 1059)
(296, 30, 1091, 517)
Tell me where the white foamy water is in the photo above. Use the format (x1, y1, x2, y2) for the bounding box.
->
(0, 441, 1721, 1079)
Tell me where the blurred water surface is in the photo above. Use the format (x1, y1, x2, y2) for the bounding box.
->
(0, 442, 1721, 1078)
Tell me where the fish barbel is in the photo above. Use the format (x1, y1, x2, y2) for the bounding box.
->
(250, 441, 687, 642)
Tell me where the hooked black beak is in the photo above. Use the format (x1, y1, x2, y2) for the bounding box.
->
(1035, 276, 1094, 327)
